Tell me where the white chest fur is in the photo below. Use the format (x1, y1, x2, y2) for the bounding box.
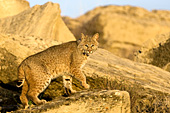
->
(81, 60, 87, 69)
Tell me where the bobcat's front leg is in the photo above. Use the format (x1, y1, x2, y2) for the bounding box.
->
(71, 68, 90, 89)
(63, 75, 76, 95)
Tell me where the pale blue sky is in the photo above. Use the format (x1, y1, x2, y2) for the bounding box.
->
(27, 0, 170, 18)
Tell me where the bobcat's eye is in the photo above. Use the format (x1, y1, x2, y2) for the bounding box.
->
(85, 44, 88, 48)
(91, 44, 94, 48)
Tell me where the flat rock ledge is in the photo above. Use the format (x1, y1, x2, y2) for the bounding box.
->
(11, 90, 130, 113)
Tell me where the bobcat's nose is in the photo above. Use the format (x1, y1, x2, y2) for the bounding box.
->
(88, 50, 93, 54)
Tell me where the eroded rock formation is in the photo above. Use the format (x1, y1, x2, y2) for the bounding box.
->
(63, 5, 170, 59)
(0, 0, 30, 18)
(0, 2, 75, 42)
(0, 1, 170, 113)
(0, 34, 60, 84)
(135, 33, 170, 72)
(12, 90, 130, 113)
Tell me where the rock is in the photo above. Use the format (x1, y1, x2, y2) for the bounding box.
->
(0, 0, 30, 18)
(1, 45, 170, 112)
(12, 90, 130, 113)
(82, 48, 170, 94)
(62, 16, 82, 39)
(63, 5, 170, 59)
(1, 40, 170, 93)
(0, 47, 18, 84)
(0, 33, 60, 84)
(1, 3, 170, 112)
(0, 86, 20, 112)
(163, 63, 170, 72)
(134, 33, 170, 71)
(0, 2, 75, 42)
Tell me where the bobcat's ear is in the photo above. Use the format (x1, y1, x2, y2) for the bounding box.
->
(92, 33, 99, 40)
(77, 33, 85, 44)
(81, 33, 85, 39)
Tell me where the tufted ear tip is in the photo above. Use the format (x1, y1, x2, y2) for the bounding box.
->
(81, 33, 85, 39)
(93, 33, 99, 40)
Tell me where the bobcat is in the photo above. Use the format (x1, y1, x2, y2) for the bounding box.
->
(17, 33, 99, 109)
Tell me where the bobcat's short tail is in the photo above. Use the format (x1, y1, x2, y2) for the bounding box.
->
(16, 64, 25, 87)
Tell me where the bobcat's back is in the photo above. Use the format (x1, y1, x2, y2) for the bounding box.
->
(18, 41, 77, 82)
(17, 33, 99, 109)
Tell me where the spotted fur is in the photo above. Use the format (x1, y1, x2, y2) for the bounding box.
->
(17, 33, 99, 109)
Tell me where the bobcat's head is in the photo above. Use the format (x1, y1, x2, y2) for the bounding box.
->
(77, 33, 99, 56)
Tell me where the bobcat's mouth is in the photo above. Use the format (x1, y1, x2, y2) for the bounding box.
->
(82, 50, 93, 56)
(83, 52, 89, 56)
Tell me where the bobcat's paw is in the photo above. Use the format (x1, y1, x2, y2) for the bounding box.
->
(23, 104, 29, 109)
(83, 83, 90, 89)
(70, 89, 77, 93)
(38, 99, 47, 105)
(64, 87, 77, 96)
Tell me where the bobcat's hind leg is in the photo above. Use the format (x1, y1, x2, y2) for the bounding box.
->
(27, 91, 46, 105)
(27, 77, 51, 105)
(63, 75, 76, 95)
(20, 82, 29, 109)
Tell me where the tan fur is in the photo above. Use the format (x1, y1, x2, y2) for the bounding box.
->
(17, 33, 99, 108)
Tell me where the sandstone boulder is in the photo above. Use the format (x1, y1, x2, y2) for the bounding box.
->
(82, 48, 170, 94)
(134, 33, 170, 72)
(43, 48, 170, 97)
(63, 5, 170, 59)
(12, 90, 130, 113)
(0, 33, 60, 84)
(1, 45, 170, 112)
(0, 0, 30, 18)
(1, 42, 170, 93)
(1, 3, 170, 112)
(0, 2, 75, 42)
(164, 63, 170, 72)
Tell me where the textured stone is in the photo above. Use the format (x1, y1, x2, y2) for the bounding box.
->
(13, 90, 130, 113)
(0, 0, 30, 18)
(83, 48, 170, 94)
(63, 5, 170, 59)
(134, 33, 170, 71)
(0, 2, 75, 42)
(1, 3, 170, 113)
(0, 33, 60, 84)
(1, 37, 170, 94)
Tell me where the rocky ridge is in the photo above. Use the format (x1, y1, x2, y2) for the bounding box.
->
(83, 49, 170, 94)
(0, 0, 29, 18)
(63, 5, 170, 59)
(0, 2, 75, 42)
(0, 33, 60, 84)
(0, 1, 170, 113)
(135, 33, 170, 72)
(11, 90, 130, 113)
(1, 47, 170, 112)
